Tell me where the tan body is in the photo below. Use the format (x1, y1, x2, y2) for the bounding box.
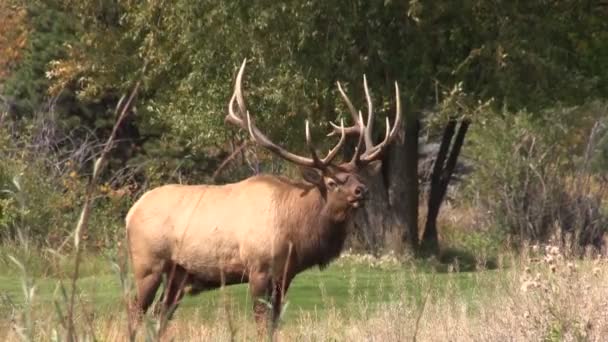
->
(126, 59, 402, 332)
(126, 172, 357, 327)
(127, 174, 350, 293)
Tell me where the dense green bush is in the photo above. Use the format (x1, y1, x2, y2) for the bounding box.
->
(464, 103, 608, 251)
(3, 1, 76, 115)
(0, 122, 132, 248)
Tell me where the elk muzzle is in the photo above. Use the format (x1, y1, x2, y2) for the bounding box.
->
(348, 184, 368, 208)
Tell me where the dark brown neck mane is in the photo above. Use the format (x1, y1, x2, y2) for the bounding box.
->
(268, 176, 352, 273)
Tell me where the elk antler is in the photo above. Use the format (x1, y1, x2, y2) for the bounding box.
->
(329, 75, 402, 167)
(226, 59, 346, 170)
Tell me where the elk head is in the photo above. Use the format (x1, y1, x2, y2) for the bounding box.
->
(226, 59, 402, 212)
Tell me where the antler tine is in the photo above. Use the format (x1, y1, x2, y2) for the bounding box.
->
(389, 82, 402, 140)
(234, 59, 248, 119)
(358, 81, 403, 163)
(245, 110, 256, 141)
(328, 81, 366, 137)
(330, 75, 375, 147)
(332, 76, 398, 165)
(363, 74, 374, 149)
(337, 81, 360, 125)
(305, 120, 324, 167)
(307, 119, 348, 166)
(226, 59, 251, 127)
(349, 110, 366, 164)
(226, 91, 242, 126)
(230, 59, 317, 167)
(360, 117, 391, 161)
(227, 58, 349, 170)
(322, 119, 346, 164)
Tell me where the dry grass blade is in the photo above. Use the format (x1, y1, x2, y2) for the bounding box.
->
(65, 81, 142, 342)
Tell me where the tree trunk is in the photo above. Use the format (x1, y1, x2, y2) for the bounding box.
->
(348, 100, 411, 253)
(396, 109, 419, 251)
(421, 119, 470, 255)
(355, 161, 401, 252)
(421, 120, 456, 254)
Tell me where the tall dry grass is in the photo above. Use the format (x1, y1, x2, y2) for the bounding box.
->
(2, 245, 607, 341)
(285, 247, 608, 342)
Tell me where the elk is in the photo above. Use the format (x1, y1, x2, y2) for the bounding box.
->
(125, 59, 402, 329)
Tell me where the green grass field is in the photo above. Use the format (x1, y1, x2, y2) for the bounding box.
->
(0, 250, 502, 326)
(2, 247, 606, 341)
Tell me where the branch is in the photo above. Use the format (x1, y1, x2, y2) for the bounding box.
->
(211, 140, 250, 182)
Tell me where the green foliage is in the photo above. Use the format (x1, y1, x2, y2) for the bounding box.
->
(441, 227, 504, 265)
(3, 0, 76, 114)
(2, 0, 608, 250)
(0, 147, 76, 243)
(0, 196, 20, 235)
(464, 103, 608, 248)
(593, 131, 608, 172)
(0, 1, 28, 81)
(0, 123, 131, 247)
(35, 0, 607, 185)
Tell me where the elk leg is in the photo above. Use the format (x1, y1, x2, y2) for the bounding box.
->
(271, 251, 296, 327)
(249, 271, 272, 333)
(134, 271, 162, 315)
(160, 263, 190, 319)
(271, 276, 293, 327)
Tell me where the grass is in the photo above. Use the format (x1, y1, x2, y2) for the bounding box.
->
(1, 245, 606, 341)
(0, 247, 504, 338)
(0, 252, 486, 318)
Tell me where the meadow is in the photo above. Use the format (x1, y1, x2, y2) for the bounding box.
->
(1, 245, 606, 341)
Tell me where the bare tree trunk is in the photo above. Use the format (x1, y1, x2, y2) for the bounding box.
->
(422, 120, 456, 254)
(350, 101, 414, 254)
(357, 163, 400, 252)
(396, 109, 419, 251)
(421, 119, 470, 255)
(385, 111, 409, 252)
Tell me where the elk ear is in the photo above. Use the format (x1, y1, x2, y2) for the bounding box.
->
(299, 166, 324, 186)
(365, 160, 383, 176)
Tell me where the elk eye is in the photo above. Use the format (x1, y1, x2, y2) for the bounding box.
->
(326, 178, 338, 190)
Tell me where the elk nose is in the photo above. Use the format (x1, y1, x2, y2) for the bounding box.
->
(354, 185, 367, 198)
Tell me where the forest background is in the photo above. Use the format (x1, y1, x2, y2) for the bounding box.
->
(1, 0, 608, 266)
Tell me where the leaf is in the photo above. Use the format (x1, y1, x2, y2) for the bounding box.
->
(12, 173, 22, 192)
(7, 254, 25, 274)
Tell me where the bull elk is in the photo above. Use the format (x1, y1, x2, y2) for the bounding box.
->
(125, 59, 402, 329)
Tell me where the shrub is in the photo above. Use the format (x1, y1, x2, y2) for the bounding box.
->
(0, 115, 132, 248)
(465, 104, 608, 253)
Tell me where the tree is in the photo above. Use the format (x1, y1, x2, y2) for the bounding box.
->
(400, 107, 420, 250)
(420, 118, 470, 255)
(3, 1, 77, 115)
(0, 1, 28, 83)
(26, 0, 608, 253)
